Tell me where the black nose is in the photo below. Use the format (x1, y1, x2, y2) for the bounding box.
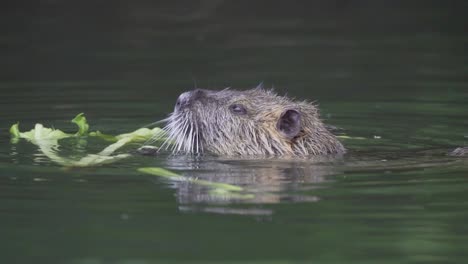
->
(175, 92, 190, 110)
(175, 89, 204, 111)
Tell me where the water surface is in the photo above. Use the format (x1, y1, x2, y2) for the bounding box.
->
(1, 1, 468, 263)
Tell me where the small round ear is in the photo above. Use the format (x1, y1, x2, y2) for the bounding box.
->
(277, 109, 301, 139)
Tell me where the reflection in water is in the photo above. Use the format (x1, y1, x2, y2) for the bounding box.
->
(152, 150, 466, 216)
(161, 155, 342, 215)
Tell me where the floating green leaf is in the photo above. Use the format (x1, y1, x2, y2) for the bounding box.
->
(9, 113, 167, 167)
(9, 112, 88, 142)
(9, 123, 20, 139)
(71, 113, 89, 136)
(89, 131, 118, 142)
(138, 167, 181, 178)
(90, 127, 167, 143)
(15, 123, 71, 143)
(116, 127, 166, 141)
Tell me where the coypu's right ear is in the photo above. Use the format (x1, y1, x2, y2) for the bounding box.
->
(277, 109, 301, 139)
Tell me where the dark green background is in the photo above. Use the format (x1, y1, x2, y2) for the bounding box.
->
(1, 1, 467, 263)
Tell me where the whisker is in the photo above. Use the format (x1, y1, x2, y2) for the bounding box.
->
(142, 114, 175, 145)
(186, 123, 193, 153)
(172, 118, 189, 153)
(175, 121, 189, 153)
(162, 123, 181, 151)
(141, 117, 170, 128)
(195, 123, 199, 154)
(159, 116, 183, 151)
(144, 123, 170, 145)
(156, 110, 203, 156)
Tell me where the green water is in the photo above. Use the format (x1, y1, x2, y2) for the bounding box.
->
(1, 2, 468, 263)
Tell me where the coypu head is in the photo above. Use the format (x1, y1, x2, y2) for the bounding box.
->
(161, 86, 345, 156)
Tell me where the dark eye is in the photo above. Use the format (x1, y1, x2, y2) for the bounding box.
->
(229, 104, 247, 115)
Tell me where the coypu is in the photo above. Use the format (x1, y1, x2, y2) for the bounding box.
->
(155, 85, 345, 157)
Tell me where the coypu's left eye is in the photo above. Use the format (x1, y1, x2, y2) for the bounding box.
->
(229, 104, 247, 115)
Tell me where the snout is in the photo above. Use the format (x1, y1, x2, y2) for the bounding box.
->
(174, 89, 206, 111)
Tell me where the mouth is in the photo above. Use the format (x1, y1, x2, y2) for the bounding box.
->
(160, 111, 202, 154)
